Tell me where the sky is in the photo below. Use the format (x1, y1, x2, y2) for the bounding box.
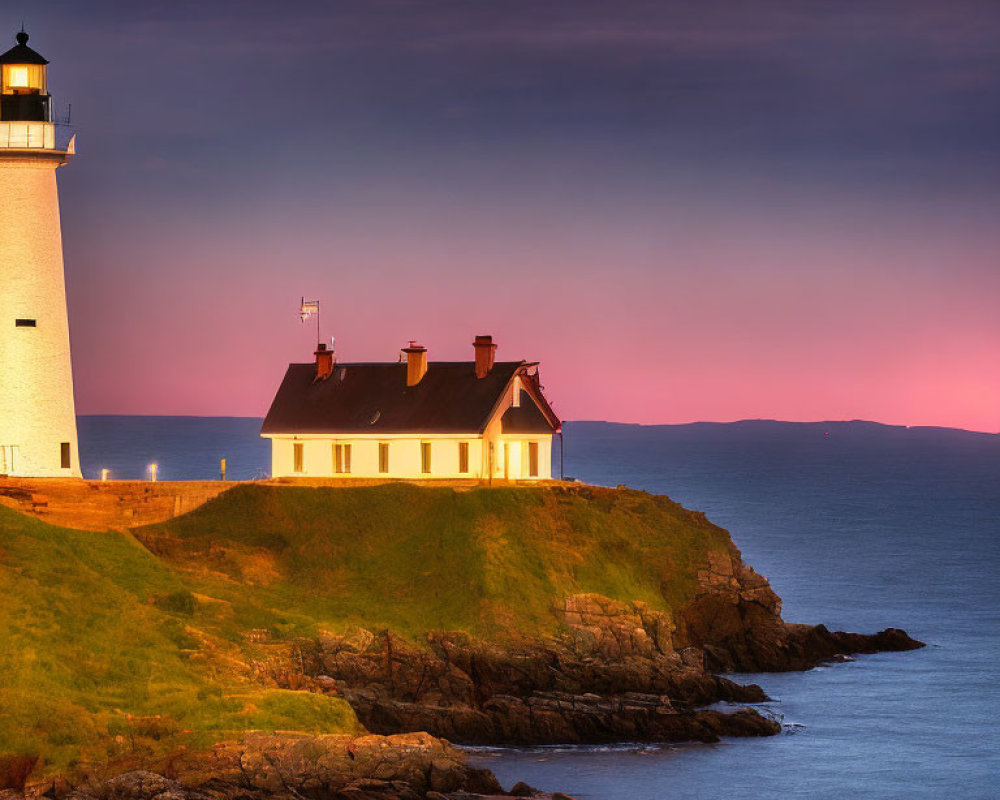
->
(7, 1, 999, 431)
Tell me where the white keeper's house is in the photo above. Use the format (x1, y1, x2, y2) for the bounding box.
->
(261, 335, 561, 480)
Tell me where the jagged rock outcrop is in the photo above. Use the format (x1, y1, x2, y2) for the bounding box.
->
(558, 594, 676, 659)
(272, 550, 919, 746)
(345, 690, 779, 745)
(676, 541, 922, 672)
(0, 756, 39, 793)
(18, 733, 564, 800)
(279, 594, 781, 746)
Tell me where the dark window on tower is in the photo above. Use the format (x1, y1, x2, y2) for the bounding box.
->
(60, 442, 71, 469)
(15, 319, 36, 327)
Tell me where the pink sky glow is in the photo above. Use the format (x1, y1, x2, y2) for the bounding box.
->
(65, 176, 1000, 433)
(21, 2, 997, 433)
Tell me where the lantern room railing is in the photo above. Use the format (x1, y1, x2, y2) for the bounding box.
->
(0, 121, 75, 153)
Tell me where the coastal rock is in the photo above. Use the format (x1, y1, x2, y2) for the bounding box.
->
(557, 594, 675, 659)
(295, 620, 774, 746)
(678, 548, 923, 672)
(346, 690, 778, 744)
(293, 566, 920, 746)
(0, 756, 39, 792)
(22, 733, 567, 800)
(93, 772, 189, 800)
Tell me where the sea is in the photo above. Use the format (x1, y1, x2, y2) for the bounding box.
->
(77, 416, 1000, 800)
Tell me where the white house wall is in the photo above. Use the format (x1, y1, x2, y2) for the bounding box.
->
(266, 433, 552, 480)
(500, 435, 553, 480)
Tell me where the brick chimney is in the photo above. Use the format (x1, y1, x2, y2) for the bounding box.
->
(403, 341, 428, 386)
(473, 335, 497, 378)
(314, 342, 334, 381)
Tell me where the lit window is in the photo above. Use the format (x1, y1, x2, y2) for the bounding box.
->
(293, 442, 304, 473)
(458, 442, 469, 474)
(421, 442, 432, 474)
(8, 66, 29, 88)
(378, 442, 390, 474)
(334, 442, 351, 474)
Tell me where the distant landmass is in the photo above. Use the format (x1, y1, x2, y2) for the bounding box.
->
(76, 415, 997, 482)
(571, 418, 998, 439)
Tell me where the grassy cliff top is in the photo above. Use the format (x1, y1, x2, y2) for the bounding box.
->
(0, 482, 735, 772)
(138, 483, 735, 639)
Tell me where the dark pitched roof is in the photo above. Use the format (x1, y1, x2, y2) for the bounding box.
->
(0, 31, 49, 65)
(261, 360, 559, 435)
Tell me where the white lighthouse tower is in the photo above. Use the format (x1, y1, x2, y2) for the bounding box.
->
(0, 30, 80, 477)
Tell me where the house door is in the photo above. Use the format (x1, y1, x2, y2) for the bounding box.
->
(503, 443, 509, 480)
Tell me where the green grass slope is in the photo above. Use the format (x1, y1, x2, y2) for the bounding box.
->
(0, 483, 736, 773)
(0, 504, 360, 773)
(138, 484, 735, 639)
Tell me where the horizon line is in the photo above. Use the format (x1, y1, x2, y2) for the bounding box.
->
(76, 414, 1000, 437)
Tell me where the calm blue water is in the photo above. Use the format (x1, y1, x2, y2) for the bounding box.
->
(78, 417, 1000, 799)
(78, 416, 269, 481)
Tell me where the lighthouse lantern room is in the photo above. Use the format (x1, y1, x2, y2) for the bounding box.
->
(1, 30, 49, 109)
(0, 30, 81, 477)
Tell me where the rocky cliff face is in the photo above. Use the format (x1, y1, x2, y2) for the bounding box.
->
(676, 539, 920, 672)
(279, 575, 918, 747)
(4, 733, 565, 800)
(306, 623, 777, 746)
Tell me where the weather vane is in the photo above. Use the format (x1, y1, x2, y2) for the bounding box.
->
(299, 297, 320, 345)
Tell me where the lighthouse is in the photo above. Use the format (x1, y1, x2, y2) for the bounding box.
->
(0, 30, 80, 477)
